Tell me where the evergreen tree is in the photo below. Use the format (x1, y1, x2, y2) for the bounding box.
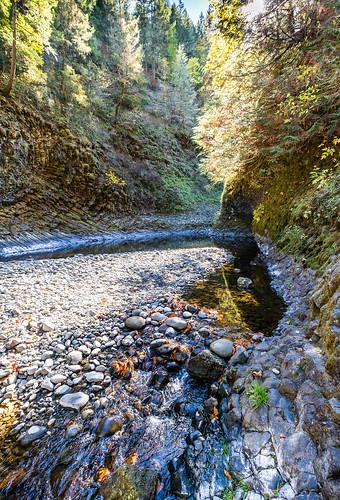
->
(170, 44, 197, 128)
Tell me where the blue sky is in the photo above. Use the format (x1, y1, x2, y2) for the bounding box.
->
(183, 0, 210, 22)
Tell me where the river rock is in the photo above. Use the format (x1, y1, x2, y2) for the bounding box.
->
(55, 384, 71, 396)
(51, 374, 67, 384)
(151, 312, 167, 322)
(0, 369, 9, 380)
(237, 276, 253, 290)
(99, 465, 158, 500)
(68, 351, 83, 364)
(65, 423, 82, 439)
(60, 392, 89, 410)
(166, 317, 187, 330)
(96, 416, 123, 437)
(85, 371, 104, 383)
(20, 425, 47, 446)
(210, 339, 234, 359)
(187, 350, 226, 381)
(125, 316, 146, 330)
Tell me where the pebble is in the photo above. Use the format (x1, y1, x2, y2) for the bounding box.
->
(209, 339, 234, 359)
(68, 351, 83, 364)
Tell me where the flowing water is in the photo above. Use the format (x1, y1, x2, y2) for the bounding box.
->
(0, 215, 285, 499)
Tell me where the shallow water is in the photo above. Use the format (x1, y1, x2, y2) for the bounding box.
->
(0, 217, 285, 499)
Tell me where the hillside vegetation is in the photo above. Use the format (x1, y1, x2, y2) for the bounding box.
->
(0, 0, 216, 236)
(196, 0, 339, 270)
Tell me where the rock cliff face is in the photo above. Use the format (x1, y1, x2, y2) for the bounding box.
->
(309, 257, 340, 378)
(0, 97, 210, 239)
(0, 98, 128, 237)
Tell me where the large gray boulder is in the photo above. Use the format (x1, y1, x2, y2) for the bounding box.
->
(187, 350, 226, 381)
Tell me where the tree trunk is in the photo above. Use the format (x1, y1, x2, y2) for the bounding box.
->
(1, 0, 17, 97)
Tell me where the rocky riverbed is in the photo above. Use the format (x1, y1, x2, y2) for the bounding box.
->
(0, 237, 339, 499)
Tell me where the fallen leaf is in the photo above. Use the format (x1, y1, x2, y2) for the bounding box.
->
(224, 470, 233, 480)
(97, 467, 110, 482)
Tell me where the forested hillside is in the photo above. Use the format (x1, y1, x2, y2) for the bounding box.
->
(196, 0, 339, 270)
(0, 0, 215, 235)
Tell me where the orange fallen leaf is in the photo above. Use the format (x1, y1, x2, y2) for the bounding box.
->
(212, 407, 219, 418)
(252, 370, 263, 378)
(97, 467, 110, 482)
(224, 470, 233, 480)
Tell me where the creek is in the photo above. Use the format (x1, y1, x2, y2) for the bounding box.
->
(0, 210, 285, 500)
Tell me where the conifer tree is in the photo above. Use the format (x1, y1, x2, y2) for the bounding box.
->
(170, 44, 197, 128)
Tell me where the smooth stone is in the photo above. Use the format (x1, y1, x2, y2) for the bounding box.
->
(41, 379, 54, 391)
(55, 384, 71, 396)
(20, 425, 47, 446)
(121, 335, 134, 346)
(210, 339, 234, 359)
(0, 369, 9, 380)
(65, 423, 82, 439)
(151, 312, 167, 322)
(183, 311, 192, 319)
(187, 350, 226, 381)
(85, 372, 104, 383)
(68, 351, 83, 364)
(51, 374, 67, 384)
(96, 416, 123, 437)
(166, 317, 187, 330)
(60, 392, 89, 411)
(125, 316, 146, 330)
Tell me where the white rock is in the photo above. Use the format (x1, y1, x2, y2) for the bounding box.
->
(85, 372, 104, 383)
(60, 392, 89, 411)
(41, 379, 54, 391)
(68, 351, 83, 364)
(50, 374, 67, 384)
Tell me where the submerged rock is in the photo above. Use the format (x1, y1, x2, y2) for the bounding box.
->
(96, 416, 123, 437)
(20, 425, 47, 446)
(187, 350, 226, 381)
(237, 276, 253, 290)
(125, 316, 146, 330)
(60, 392, 89, 410)
(99, 464, 158, 500)
(209, 339, 234, 359)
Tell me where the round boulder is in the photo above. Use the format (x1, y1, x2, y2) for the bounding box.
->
(209, 339, 234, 359)
(125, 316, 146, 330)
(187, 350, 226, 381)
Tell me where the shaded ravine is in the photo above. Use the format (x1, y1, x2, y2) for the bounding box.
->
(0, 214, 286, 499)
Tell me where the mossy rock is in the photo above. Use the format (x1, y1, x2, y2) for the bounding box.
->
(99, 465, 158, 500)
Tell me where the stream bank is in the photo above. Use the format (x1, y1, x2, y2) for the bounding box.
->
(0, 212, 339, 499)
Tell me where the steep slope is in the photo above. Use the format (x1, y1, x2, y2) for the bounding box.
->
(0, 94, 213, 239)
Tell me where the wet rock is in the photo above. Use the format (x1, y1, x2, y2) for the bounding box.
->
(210, 339, 234, 359)
(60, 392, 89, 410)
(125, 316, 146, 330)
(169, 456, 194, 499)
(148, 369, 169, 388)
(20, 425, 47, 446)
(99, 464, 158, 500)
(65, 423, 82, 439)
(237, 276, 253, 290)
(229, 347, 248, 365)
(187, 350, 226, 381)
(96, 416, 123, 437)
(166, 317, 187, 330)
